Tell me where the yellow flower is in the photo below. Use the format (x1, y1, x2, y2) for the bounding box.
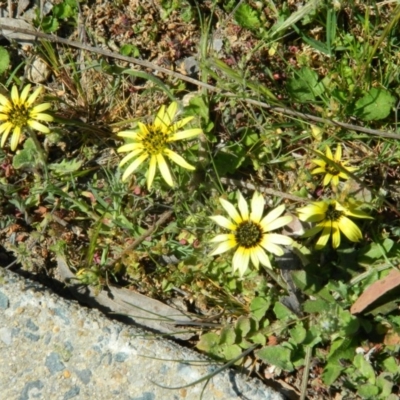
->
(311, 144, 357, 187)
(297, 200, 371, 250)
(117, 102, 202, 189)
(0, 85, 53, 151)
(209, 191, 293, 277)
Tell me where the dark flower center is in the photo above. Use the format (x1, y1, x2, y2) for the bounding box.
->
(326, 203, 344, 221)
(9, 104, 31, 127)
(325, 162, 341, 176)
(235, 221, 263, 248)
(142, 125, 169, 155)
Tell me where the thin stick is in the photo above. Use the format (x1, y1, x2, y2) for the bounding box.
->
(105, 210, 173, 269)
(0, 24, 399, 140)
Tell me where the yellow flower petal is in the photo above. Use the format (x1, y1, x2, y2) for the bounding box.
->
(32, 103, 52, 113)
(233, 247, 250, 277)
(118, 130, 139, 139)
(10, 127, 21, 151)
(21, 84, 33, 103)
(170, 116, 194, 131)
(169, 128, 202, 141)
(11, 86, 20, 103)
(238, 191, 249, 220)
(209, 237, 236, 256)
(260, 204, 286, 227)
(219, 198, 242, 224)
(334, 144, 342, 161)
(119, 149, 144, 167)
(250, 192, 265, 223)
(164, 102, 178, 127)
(156, 153, 174, 187)
(209, 215, 237, 230)
(164, 148, 195, 170)
(28, 120, 50, 133)
(117, 142, 144, 153)
(154, 105, 166, 130)
(147, 155, 157, 190)
(338, 216, 363, 242)
(122, 153, 148, 181)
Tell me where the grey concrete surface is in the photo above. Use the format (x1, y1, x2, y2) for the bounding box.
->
(0, 268, 285, 400)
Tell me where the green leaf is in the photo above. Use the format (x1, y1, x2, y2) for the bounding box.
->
(382, 356, 399, 374)
(0, 46, 10, 74)
(235, 316, 251, 338)
(327, 338, 356, 362)
(249, 332, 266, 346)
(303, 298, 330, 313)
(354, 88, 396, 121)
(214, 144, 247, 175)
(256, 345, 294, 371)
(357, 383, 379, 399)
(53, 3, 74, 19)
(289, 325, 307, 344)
(49, 159, 83, 176)
(287, 67, 325, 102)
(219, 326, 236, 346)
(120, 44, 140, 57)
(221, 344, 242, 361)
(41, 16, 60, 33)
(196, 332, 220, 352)
(322, 362, 343, 385)
(187, 95, 210, 122)
(250, 296, 271, 321)
(353, 354, 376, 384)
(234, 4, 261, 30)
(376, 374, 394, 397)
(12, 138, 40, 169)
(274, 302, 296, 320)
(358, 238, 394, 261)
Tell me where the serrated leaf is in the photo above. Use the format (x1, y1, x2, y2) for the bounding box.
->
(256, 345, 294, 371)
(234, 4, 261, 30)
(0, 46, 10, 74)
(322, 362, 343, 385)
(354, 88, 395, 121)
(49, 158, 83, 175)
(12, 138, 39, 169)
(354, 354, 376, 384)
(287, 67, 325, 102)
(250, 296, 271, 321)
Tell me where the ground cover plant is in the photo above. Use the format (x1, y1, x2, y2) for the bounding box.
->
(1, 0, 400, 398)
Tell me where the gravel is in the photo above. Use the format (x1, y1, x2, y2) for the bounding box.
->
(0, 268, 285, 400)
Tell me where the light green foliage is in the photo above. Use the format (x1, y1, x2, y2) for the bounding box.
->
(287, 67, 325, 102)
(2, 1, 400, 397)
(12, 139, 40, 169)
(37, 0, 78, 32)
(354, 88, 396, 121)
(0, 46, 10, 75)
(234, 4, 261, 31)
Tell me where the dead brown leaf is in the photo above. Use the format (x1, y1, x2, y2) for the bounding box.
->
(351, 269, 400, 314)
